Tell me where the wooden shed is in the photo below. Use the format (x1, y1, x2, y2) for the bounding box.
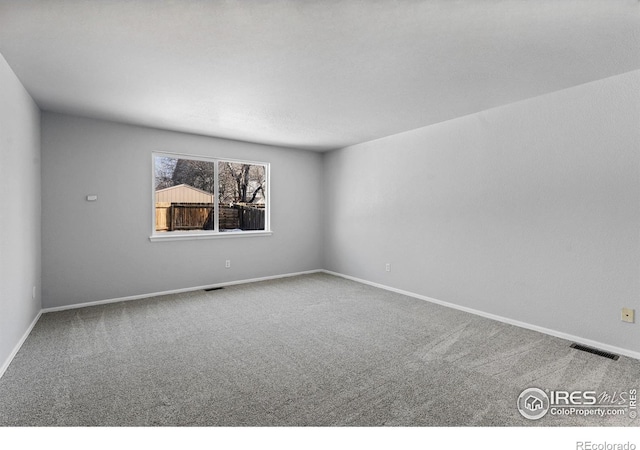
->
(155, 184, 213, 204)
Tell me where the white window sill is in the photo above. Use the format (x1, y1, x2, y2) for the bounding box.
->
(149, 230, 273, 242)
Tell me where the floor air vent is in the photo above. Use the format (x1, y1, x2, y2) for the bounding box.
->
(204, 287, 224, 292)
(570, 343, 619, 361)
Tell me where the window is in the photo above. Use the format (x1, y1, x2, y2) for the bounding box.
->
(151, 152, 270, 240)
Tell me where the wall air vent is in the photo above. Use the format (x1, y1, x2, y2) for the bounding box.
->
(570, 343, 619, 360)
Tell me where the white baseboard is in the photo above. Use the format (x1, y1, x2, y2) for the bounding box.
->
(0, 311, 42, 380)
(41, 269, 324, 313)
(322, 270, 640, 361)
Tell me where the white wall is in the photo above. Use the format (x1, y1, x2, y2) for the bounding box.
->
(41, 113, 323, 308)
(323, 70, 640, 355)
(0, 54, 41, 374)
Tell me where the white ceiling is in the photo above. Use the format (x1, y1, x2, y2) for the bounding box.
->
(0, 1, 638, 151)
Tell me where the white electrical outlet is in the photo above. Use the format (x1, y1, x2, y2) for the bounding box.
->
(225, 260, 231, 269)
(32, 286, 36, 299)
(621, 308, 635, 323)
(385, 263, 391, 272)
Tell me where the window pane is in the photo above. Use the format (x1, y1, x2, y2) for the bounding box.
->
(154, 156, 216, 232)
(152, 153, 269, 236)
(218, 161, 266, 231)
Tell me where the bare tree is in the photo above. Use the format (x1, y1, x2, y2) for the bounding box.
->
(171, 159, 216, 194)
(154, 156, 178, 190)
(154, 157, 264, 205)
(219, 162, 265, 204)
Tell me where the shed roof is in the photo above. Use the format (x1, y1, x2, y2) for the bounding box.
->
(155, 184, 213, 196)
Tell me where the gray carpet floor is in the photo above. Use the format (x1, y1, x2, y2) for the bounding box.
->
(0, 273, 638, 426)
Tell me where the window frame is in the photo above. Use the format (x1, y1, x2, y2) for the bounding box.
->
(149, 151, 271, 242)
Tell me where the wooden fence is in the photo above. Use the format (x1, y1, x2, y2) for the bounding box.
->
(155, 202, 172, 231)
(155, 202, 265, 231)
(219, 206, 239, 230)
(236, 204, 265, 231)
(155, 202, 213, 231)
